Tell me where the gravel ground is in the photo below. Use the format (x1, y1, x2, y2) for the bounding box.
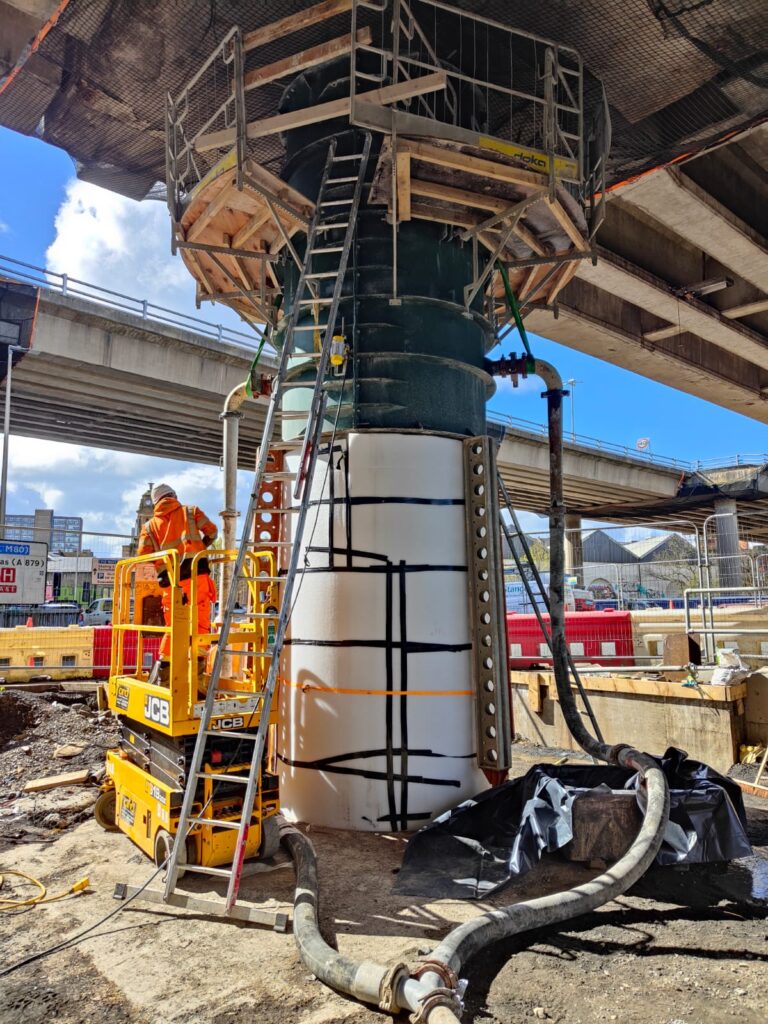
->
(0, 738, 765, 1024)
(0, 690, 118, 839)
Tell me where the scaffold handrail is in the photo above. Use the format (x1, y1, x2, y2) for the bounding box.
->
(0, 252, 270, 353)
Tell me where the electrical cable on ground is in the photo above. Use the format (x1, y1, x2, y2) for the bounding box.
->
(0, 870, 90, 911)
(0, 860, 165, 977)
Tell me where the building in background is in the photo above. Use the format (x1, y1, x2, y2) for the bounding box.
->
(4, 508, 83, 553)
(582, 530, 698, 602)
(123, 483, 155, 557)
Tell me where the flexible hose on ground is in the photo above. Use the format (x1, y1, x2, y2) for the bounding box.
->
(282, 359, 671, 1023)
(0, 870, 90, 911)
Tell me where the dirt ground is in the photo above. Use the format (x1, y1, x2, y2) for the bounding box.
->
(1, 701, 767, 1024)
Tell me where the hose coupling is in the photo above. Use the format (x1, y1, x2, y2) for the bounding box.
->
(606, 742, 633, 766)
(410, 987, 464, 1024)
(541, 386, 569, 399)
(379, 962, 410, 1013)
(410, 960, 464, 1022)
(413, 959, 460, 989)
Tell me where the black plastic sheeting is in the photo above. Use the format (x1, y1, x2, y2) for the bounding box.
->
(393, 748, 753, 900)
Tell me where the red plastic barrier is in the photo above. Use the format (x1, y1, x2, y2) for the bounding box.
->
(507, 610, 634, 668)
(93, 625, 161, 678)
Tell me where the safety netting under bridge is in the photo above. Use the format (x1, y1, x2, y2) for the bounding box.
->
(0, 0, 765, 200)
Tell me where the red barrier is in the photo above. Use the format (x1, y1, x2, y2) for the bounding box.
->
(93, 625, 161, 678)
(507, 610, 634, 668)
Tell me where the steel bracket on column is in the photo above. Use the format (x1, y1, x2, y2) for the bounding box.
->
(463, 436, 511, 772)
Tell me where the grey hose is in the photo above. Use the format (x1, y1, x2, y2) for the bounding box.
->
(281, 358, 671, 1023)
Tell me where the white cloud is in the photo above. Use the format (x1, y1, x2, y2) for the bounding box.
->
(0, 180, 258, 549)
(0, 220, 9, 234)
(44, 179, 246, 334)
(46, 180, 191, 310)
(4, 435, 245, 553)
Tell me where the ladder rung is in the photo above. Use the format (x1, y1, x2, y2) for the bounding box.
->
(305, 271, 341, 279)
(315, 222, 349, 231)
(197, 771, 251, 783)
(320, 198, 353, 207)
(326, 176, 358, 184)
(309, 246, 343, 254)
(264, 471, 297, 479)
(243, 540, 293, 547)
(297, 297, 333, 305)
(244, 611, 279, 619)
(204, 729, 260, 740)
(333, 153, 365, 162)
(293, 325, 329, 332)
(190, 817, 242, 829)
(180, 863, 234, 877)
(220, 648, 274, 658)
(266, 439, 305, 450)
(237, 574, 283, 582)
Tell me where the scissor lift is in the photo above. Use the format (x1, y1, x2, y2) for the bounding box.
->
(94, 547, 281, 872)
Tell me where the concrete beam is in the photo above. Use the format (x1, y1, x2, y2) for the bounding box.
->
(526, 282, 768, 424)
(576, 249, 768, 371)
(617, 167, 768, 295)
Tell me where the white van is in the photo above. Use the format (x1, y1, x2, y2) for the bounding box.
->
(83, 597, 113, 625)
(505, 572, 576, 613)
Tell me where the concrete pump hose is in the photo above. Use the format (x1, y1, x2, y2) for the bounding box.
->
(281, 825, 394, 1006)
(425, 752, 669, 978)
(418, 359, 671, 1013)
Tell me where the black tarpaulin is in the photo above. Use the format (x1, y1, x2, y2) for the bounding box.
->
(393, 748, 752, 900)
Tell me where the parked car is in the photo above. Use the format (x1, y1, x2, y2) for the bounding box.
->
(83, 597, 113, 625)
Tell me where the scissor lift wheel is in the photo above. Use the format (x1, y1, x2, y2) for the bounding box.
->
(259, 815, 281, 859)
(94, 787, 119, 832)
(154, 828, 193, 880)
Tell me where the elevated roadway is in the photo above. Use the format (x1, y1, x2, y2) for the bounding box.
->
(527, 126, 768, 424)
(4, 276, 684, 518)
(1, 2, 766, 426)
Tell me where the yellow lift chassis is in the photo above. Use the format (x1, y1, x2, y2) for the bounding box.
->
(95, 548, 281, 873)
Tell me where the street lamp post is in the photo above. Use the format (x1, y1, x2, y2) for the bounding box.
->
(0, 344, 23, 536)
(565, 378, 583, 441)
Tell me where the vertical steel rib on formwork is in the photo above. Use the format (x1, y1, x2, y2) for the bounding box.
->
(232, 29, 246, 192)
(350, 0, 359, 119)
(577, 54, 584, 189)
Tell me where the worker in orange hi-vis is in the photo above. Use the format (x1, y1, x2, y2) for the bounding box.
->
(137, 483, 218, 685)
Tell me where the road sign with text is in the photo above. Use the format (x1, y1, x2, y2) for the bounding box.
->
(0, 541, 47, 604)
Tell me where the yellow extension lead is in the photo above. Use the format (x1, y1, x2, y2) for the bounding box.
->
(0, 871, 90, 911)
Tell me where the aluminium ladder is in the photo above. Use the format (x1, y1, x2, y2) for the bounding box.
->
(496, 472, 604, 745)
(126, 134, 371, 924)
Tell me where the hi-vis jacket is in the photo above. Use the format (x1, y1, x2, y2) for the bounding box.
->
(137, 497, 217, 580)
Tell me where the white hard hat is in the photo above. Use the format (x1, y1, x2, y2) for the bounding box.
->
(151, 483, 176, 504)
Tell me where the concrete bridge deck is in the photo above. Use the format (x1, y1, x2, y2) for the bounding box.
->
(2, 276, 687, 519)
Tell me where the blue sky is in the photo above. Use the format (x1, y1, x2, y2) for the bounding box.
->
(1, 124, 767, 534)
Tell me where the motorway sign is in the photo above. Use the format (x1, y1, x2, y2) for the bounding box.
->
(0, 541, 47, 604)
